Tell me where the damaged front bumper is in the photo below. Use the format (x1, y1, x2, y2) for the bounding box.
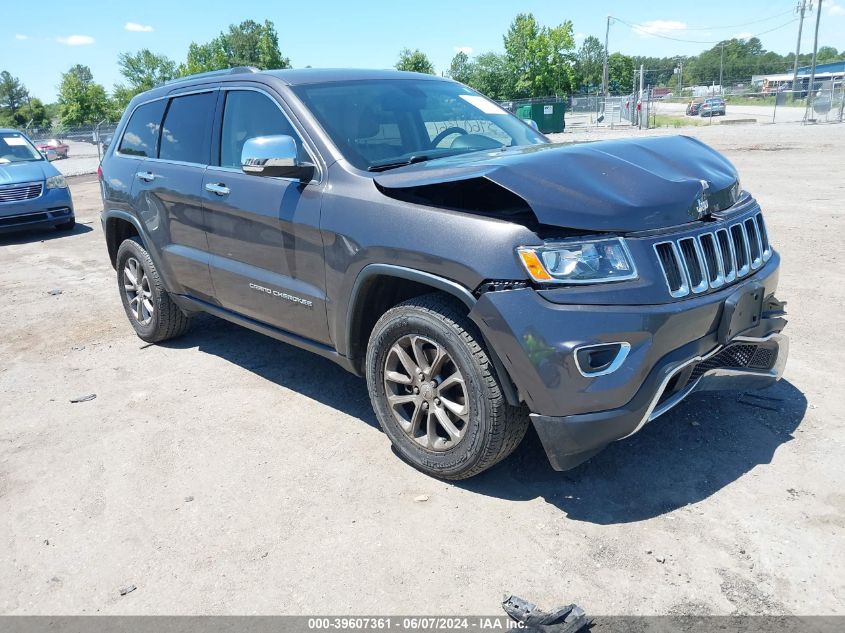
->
(469, 254, 788, 471)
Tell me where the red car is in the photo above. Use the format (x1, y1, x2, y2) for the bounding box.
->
(35, 138, 69, 160)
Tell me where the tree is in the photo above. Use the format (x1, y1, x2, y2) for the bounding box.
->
(502, 13, 576, 97)
(466, 52, 511, 100)
(607, 52, 634, 94)
(395, 48, 435, 74)
(112, 49, 177, 113)
(575, 36, 605, 92)
(117, 49, 177, 92)
(57, 64, 109, 126)
(448, 51, 472, 84)
(0, 71, 29, 113)
(181, 20, 291, 74)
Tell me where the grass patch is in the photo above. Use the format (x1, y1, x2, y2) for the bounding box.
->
(651, 114, 705, 128)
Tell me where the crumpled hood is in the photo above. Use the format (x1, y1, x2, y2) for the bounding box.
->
(0, 160, 53, 186)
(373, 136, 740, 232)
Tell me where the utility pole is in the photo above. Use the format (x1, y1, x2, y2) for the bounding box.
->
(639, 64, 645, 130)
(677, 60, 684, 97)
(601, 16, 612, 97)
(719, 42, 725, 95)
(805, 0, 823, 121)
(791, 1, 811, 95)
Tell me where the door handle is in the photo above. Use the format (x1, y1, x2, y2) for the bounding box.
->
(205, 182, 230, 196)
(137, 171, 155, 182)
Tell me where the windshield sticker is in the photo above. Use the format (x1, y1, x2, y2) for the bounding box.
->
(4, 136, 27, 146)
(459, 95, 507, 115)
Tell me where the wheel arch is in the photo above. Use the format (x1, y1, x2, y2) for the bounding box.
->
(103, 211, 145, 268)
(344, 264, 519, 405)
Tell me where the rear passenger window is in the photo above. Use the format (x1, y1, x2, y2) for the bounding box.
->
(159, 92, 216, 165)
(118, 100, 166, 157)
(220, 90, 307, 168)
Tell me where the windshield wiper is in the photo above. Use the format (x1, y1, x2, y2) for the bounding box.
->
(367, 154, 432, 172)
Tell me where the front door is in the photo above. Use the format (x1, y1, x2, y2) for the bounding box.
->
(202, 87, 329, 344)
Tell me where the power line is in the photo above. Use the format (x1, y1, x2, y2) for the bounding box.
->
(612, 16, 799, 45)
(675, 9, 796, 31)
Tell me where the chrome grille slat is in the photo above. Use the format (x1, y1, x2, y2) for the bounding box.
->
(654, 212, 772, 298)
(0, 181, 43, 203)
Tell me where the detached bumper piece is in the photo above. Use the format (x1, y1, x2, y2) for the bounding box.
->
(532, 331, 788, 471)
(502, 595, 587, 633)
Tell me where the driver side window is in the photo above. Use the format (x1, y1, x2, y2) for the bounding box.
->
(220, 90, 306, 168)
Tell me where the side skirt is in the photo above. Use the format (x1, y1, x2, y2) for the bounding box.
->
(173, 294, 358, 374)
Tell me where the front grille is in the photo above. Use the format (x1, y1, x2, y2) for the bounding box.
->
(654, 213, 771, 298)
(0, 181, 43, 203)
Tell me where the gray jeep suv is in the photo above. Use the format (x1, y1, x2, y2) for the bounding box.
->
(99, 68, 788, 479)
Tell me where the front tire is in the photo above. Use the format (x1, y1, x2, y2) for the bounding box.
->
(366, 294, 528, 480)
(115, 237, 190, 343)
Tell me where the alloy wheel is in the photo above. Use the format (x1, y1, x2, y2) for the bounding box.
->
(383, 335, 469, 451)
(123, 257, 154, 326)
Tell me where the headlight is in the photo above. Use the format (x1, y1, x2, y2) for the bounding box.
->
(517, 237, 638, 284)
(45, 175, 67, 189)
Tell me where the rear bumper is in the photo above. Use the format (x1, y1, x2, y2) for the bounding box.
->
(0, 186, 74, 234)
(469, 254, 787, 470)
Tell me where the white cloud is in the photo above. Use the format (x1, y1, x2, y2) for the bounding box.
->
(826, 2, 845, 16)
(57, 34, 95, 45)
(734, 32, 754, 40)
(634, 20, 687, 38)
(125, 22, 154, 32)
(15, 34, 28, 40)
(574, 32, 586, 41)
(454, 46, 473, 55)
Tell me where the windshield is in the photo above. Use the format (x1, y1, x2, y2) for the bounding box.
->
(292, 79, 548, 171)
(0, 131, 43, 164)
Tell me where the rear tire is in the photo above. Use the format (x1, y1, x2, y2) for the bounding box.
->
(366, 294, 529, 480)
(115, 237, 190, 343)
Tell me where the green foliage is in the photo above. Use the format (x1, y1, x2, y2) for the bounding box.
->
(57, 64, 109, 126)
(180, 20, 291, 75)
(466, 52, 511, 100)
(111, 49, 178, 116)
(607, 52, 634, 94)
(448, 51, 472, 84)
(575, 36, 604, 92)
(0, 75, 50, 128)
(502, 13, 576, 97)
(117, 49, 177, 92)
(395, 48, 435, 74)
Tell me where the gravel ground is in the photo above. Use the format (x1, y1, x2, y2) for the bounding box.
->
(1, 122, 843, 616)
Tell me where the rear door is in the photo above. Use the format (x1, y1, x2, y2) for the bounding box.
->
(202, 86, 329, 344)
(132, 89, 218, 301)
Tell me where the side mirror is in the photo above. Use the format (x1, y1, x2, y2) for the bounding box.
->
(241, 135, 315, 181)
(522, 118, 540, 132)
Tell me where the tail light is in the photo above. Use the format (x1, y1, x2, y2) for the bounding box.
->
(97, 165, 103, 181)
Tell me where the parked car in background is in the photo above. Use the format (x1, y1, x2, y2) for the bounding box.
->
(686, 100, 703, 116)
(35, 138, 69, 160)
(0, 129, 75, 233)
(700, 98, 726, 117)
(99, 68, 787, 479)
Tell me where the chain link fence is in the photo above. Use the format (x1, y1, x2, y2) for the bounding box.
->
(23, 121, 118, 162)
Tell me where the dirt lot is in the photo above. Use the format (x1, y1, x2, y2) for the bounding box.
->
(1, 122, 844, 616)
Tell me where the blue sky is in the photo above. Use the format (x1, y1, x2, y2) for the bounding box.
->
(4, 0, 844, 102)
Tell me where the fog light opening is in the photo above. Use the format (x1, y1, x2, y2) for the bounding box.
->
(574, 342, 631, 377)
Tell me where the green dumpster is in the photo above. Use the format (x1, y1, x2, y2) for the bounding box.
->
(515, 102, 565, 133)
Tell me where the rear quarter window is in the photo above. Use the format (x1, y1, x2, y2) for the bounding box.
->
(118, 100, 167, 157)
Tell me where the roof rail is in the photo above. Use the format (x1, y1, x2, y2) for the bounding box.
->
(163, 66, 259, 86)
